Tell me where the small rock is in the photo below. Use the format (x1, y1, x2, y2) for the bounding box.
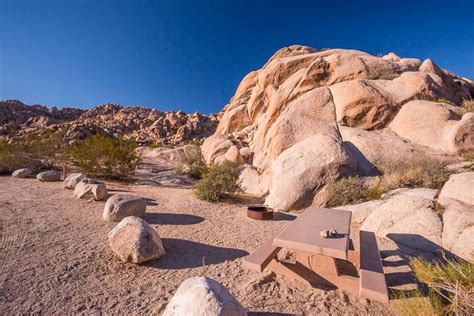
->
(108, 216, 165, 264)
(37, 170, 61, 182)
(103, 194, 147, 222)
(63, 173, 86, 189)
(162, 276, 247, 316)
(12, 168, 33, 178)
(73, 178, 108, 201)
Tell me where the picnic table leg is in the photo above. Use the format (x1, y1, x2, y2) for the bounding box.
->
(297, 252, 360, 296)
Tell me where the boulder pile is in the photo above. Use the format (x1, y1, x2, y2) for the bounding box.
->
(1, 101, 218, 146)
(202, 46, 474, 210)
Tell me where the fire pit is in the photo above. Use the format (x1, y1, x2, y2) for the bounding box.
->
(247, 205, 274, 220)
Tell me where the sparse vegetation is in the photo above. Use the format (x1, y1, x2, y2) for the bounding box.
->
(325, 159, 452, 207)
(392, 289, 442, 316)
(325, 177, 384, 207)
(437, 98, 452, 104)
(377, 159, 451, 190)
(68, 134, 140, 179)
(460, 99, 474, 115)
(193, 160, 241, 202)
(408, 257, 474, 315)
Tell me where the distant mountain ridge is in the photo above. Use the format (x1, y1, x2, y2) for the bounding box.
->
(0, 100, 218, 145)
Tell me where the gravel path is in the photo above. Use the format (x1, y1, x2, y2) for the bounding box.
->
(0, 176, 396, 314)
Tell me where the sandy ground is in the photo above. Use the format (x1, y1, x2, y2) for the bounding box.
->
(0, 174, 415, 314)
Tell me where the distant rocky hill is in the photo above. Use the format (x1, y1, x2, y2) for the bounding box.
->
(0, 100, 218, 145)
(202, 45, 474, 210)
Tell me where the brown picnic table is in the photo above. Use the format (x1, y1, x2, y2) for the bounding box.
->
(243, 207, 389, 304)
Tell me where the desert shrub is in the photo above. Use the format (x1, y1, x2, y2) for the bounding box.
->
(409, 257, 474, 315)
(175, 162, 208, 179)
(0, 141, 33, 173)
(325, 177, 385, 207)
(460, 99, 474, 115)
(377, 159, 451, 190)
(68, 134, 140, 179)
(193, 160, 241, 202)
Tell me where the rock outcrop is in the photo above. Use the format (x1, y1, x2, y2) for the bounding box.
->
(1, 101, 218, 145)
(204, 45, 473, 208)
(103, 194, 147, 222)
(108, 216, 165, 264)
(163, 276, 247, 316)
(0, 100, 84, 136)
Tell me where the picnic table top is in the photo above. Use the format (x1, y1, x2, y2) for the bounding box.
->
(272, 207, 352, 260)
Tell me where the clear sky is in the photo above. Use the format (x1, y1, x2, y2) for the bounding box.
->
(1, 0, 473, 114)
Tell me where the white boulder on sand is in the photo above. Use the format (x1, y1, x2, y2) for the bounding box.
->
(103, 194, 147, 222)
(108, 216, 165, 264)
(12, 168, 33, 178)
(162, 276, 247, 316)
(73, 178, 108, 201)
(63, 173, 86, 189)
(36, 170, 61, 182)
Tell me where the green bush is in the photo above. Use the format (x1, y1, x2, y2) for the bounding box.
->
(193, 161, 241, 202)
(68, 134, 140, 179)
(325, 177, 385, 207)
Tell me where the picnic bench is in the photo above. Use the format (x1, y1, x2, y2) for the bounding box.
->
(243, 207, 389, 304)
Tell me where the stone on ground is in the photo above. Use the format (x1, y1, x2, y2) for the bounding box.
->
(108, 216, 165, 264)
(63, 172, 86, 189)
(103, 194, 147, 222)
(437, 172, 474, 262)
(162, 276, 247, 316)
(37, 170, 61, 182)
(12, 168, 33, 178)
(73, 178, 108, 201)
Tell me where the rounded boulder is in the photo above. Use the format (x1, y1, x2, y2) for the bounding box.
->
(37, 170, 61, 182)
(108, 216, 165, 264)
(162, 276, 247, 316)
(12, 168, 33, 178)
(73, 178, 108, 201)
(103, 194, 147, 222)
(63, 173, 86, 189)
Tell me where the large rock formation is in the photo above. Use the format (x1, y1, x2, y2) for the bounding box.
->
(203, 45, 473, 209)
(1, 101, 218, 145)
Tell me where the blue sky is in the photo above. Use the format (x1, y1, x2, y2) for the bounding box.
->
(1, 0, 473, 114)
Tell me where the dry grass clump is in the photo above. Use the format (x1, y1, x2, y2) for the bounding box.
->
(325, 159, 451, 207)
(460, 99, 474, 115)
(392, 289, 442, 316)
(377, 159, 451, 190)
(410, 257, 473, 315)
(68, 134, 140, 179)
(325, 177, 384, 207)
(193, 160, 241, 202)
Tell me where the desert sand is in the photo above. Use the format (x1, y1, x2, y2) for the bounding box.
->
(0, 173, 418, 314)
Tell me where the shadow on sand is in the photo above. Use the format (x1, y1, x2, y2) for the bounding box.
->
(143, 212, 204, 225)
(146, 238, 248, 269)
